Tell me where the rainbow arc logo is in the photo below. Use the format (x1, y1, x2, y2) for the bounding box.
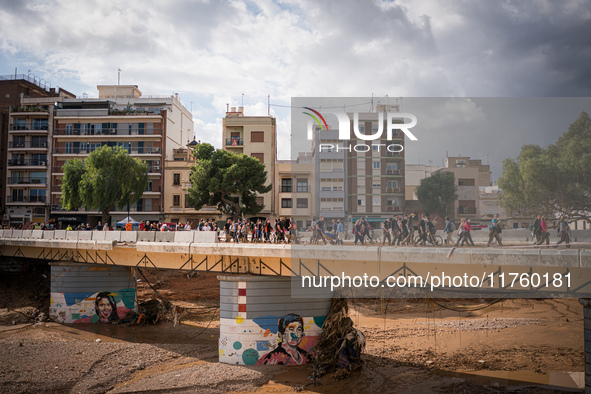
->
(302, 107, 328, 130)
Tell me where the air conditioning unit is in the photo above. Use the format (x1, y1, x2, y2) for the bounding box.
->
(80, 150, 87, 154)
(41, 142, 48, 148)
(154, 166, 160, 171)
(153, 147, 159, 153)
(109, 129, 117, 134)
(39, 161, 46, 166)
(154, 160, 160, 165)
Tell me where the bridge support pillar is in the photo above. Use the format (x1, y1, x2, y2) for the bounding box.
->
(217, 275, 332, 365)
(49, 262, 137, 324)
(579, 298, 591, 393)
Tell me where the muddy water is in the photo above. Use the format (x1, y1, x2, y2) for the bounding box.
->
(439, 370, 584, 391)
(26, 321, 218, 344)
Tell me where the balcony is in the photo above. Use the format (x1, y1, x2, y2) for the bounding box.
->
(53, 126, 163, 136)
(386, 205, 402, 212)
(8, 141, 49, 149)
(7, 196, 47, 203)
(147, 166, 162, 174)
(7, 177, 47, 185)
(11, 105, 50, 114)
(385, 187, 402, 193)
(385, 151, 403, 157)
(9, 124, 49, 131)
(7, 159, 48, 167)
(225, 138, 243, 146)
(53, 147, 89, 155)
(385, 169, 401, 175)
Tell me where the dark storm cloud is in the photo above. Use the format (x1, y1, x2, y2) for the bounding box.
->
(430, 0, 591, 96)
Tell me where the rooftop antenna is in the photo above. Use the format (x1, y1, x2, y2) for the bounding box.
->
(371, 93, 374, 112)
(267, 94, 270, 116)
(242, 93, 244, 108)
(117, 68, 121, 85)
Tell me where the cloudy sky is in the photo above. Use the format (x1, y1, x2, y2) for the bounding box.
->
(1, 0, 590, 179)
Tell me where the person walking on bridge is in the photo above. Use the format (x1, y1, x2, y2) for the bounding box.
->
(443, 217, 455, 245)
(556, 216, 571, 247)
(536, 216, 550, 245)
(487, 214, 503, 247)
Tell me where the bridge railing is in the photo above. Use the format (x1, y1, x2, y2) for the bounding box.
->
(0, 230, 218, 243)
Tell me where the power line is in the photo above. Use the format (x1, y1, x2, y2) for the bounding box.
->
(269, 101, 373, 109)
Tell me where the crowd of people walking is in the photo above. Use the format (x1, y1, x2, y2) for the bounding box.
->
(3, 213, 576, 248)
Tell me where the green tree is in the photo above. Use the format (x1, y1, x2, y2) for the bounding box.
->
(186, 143, 272, 218)
(498, 111, 591, 223)
(60, 145, 148, 223)
(415, 171, 458, 218)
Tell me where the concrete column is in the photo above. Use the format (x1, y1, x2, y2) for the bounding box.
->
(218, 275, 332, 365)
(579, 298, 591, 393)
(50, 262, 137, 323)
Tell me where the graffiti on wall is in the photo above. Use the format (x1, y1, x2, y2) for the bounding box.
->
(49, 288, 136, 323)
(219, 313, 326, 365)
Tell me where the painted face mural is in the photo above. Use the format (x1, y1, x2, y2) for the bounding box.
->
(283, 321, 304, 347)
(94, 292, 119, 323)
(256, 313, 310, 365)
(97, 298, 113, 321)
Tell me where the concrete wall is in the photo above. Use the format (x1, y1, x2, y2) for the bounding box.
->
(218, 275, 331, 365)
(50, 263, 137, 323)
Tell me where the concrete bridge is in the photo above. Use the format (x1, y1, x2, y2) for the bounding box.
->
(2, 229, 591, 385)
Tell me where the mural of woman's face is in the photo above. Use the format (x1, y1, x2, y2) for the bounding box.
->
(97, 297, 113, 320)
(282, 321, 304, 347)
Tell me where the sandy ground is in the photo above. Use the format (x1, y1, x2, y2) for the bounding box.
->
(0, 265, 585, 393)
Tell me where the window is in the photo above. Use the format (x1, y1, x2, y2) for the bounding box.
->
(173, 195, 181, 207)
(30, 189, 46, 202)
(281, 198, 292, 208)
(386, 162, 398, 170)
(320, 159, 343, 172)
(30, 172, 46, 184)
(296, 178, 308, 192)
(458, 178, 475, 186)
(185, 194, 190, 208)
(251, 153, 264, 164)
(33, 119, 48, 130)
(372, 161, 381, 169)
(387, 180, 399, 189)
(357, 197, 366, 206)
(251, 131, 264, 142)
(372, 196, 381, 206)
(31, 136, 47, 148)
(281, 178, 292, 192)
(297, 198, 308, 208)
(65, 142, 72, 154)
(458, 200, 476, 214)
(14, 118, 26, 130)
(13, 136, 25, 147)
(173, 173, 181, 185)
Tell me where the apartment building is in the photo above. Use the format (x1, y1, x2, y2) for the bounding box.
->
(162, 140, 223, 225)
(313, 127, 347, 222)
(222, 106, 276, 217)
(346, 108, 406, 227)
(275, 153, 315, 230)
(1, 74, 75, 227)
(440, 156, 491, 223)
(49, 85, 193, 227)
(405, 164, 442, 201)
